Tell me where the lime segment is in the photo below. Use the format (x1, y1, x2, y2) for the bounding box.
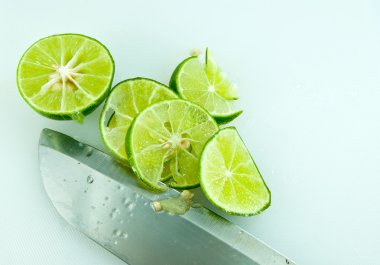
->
(205, 48, 238, 100)
(100, 78, 177, 163)
(200, 127, 271, 216)
(17, 33, 114, 121)
(170, 49, 242, 123)
(126, 99, 219, 190)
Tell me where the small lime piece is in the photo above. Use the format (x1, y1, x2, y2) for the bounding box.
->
(205, 48, 238, 100)
(17, 33, 114, 121)
(100, 78, 177, 164)
(200, 127, 271, 216)
(126, 99, 219, 190)
(152, 190, 194, 215)
(170, 48, 242, 124)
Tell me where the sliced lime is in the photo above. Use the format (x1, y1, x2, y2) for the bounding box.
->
(205, 48, 238, 100)
(17, 33, 114, 122)
(126, 99, 219, 190)
(170, 48, 242, 124)
(100, 78, 177, 164)
(200, 127, 271, 216)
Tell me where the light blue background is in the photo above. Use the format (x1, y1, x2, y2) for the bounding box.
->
(0, 0, 379, 264)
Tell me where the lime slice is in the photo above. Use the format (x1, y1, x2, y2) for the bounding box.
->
(17, 33, 114, 121)
(200, 127, 271, 216)
(126, 99, 219, 190)
(100, 78, 177, 164)
(170, 48, 242, 124)
(205, 48, 238, 100)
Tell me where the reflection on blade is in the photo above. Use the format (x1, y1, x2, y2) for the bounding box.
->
(39, 128, 296, 265)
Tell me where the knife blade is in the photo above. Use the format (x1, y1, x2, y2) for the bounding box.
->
(39, 128, 295, 265)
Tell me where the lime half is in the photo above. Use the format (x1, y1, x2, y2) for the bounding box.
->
(17, 33, 114, 121)
(126, 99, 219, 190)
(100, 78, 177, 163)
(170, 48, 242, 124)
(200, 127, 270, 216)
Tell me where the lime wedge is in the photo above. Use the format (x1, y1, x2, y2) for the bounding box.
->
(205, 48, 238, 100)
(170, 48, 242, 124)
(17, 33, 114, 121)
(100, 78, 177, 164)
(200, 127, 271, 216)
(126, 99, 219, 190)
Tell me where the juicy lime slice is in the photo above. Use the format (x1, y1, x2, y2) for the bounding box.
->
(200, 127, 271, 216)
(170, 48, 242, 124)
(205, 48, 238, 100)
(100, 78, 177, 164)
(17, 33, 114, 121)
(126, 99, 219, 190)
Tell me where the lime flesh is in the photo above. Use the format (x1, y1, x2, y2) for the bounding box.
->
(205, 48, 238, 100)
(170, 49, 242, 124)
(126, 99, 219, 190)
(100, 78, 177, 164)
(17, 33, 114, 121)
(200, 127, 271, 216)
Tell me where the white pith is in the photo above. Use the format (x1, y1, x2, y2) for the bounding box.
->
(160, 133, 191, 152)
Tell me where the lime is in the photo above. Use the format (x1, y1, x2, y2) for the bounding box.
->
(170, 48, 242, 124)
(100, 78, 177, 164)
(200, 127, 270, 216)
(205, 48, 238, 100)
(126, 99, 219, 190)
(17, 33, 114, 121)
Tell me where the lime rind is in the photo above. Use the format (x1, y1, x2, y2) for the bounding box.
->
(170, 49, 242, 124)
(100, 77, 177, 163)
(17, 33, 115, 121)
(214, 110, 243, 124)
(126, 99, 219, 191)
(200, 127, 271, 216)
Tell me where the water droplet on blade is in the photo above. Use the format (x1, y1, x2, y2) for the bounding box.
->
(112, 229, 122, 237)
(123, 197, 131, 205)
(87, 175, 94, 184)
(109, 208, 120, 218)
(85, 147, 93, 157)
(127, 203, 136, 211)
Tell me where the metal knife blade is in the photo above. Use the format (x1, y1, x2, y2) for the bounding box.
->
(39, 128, 295, 265)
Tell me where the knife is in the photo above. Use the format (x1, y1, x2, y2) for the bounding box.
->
(39, 128, 296, 265)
